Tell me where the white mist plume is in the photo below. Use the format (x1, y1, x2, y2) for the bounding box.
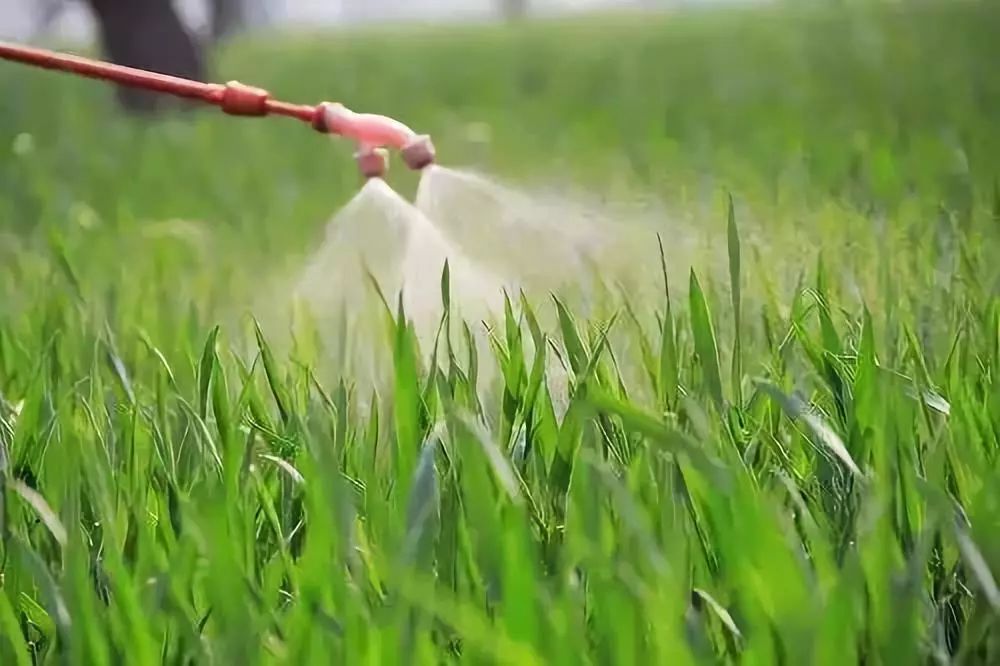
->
(279, 166, 748, 416)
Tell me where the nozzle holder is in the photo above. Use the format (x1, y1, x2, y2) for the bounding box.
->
(356, 148, 390, 179)
(314, 101, 435, 175)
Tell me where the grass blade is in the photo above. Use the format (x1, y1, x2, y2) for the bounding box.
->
(198, 325, 220, 421)
(689, 269, 724, 409)
(0, 590, 31, 666)
(253, 318, 291, 426)
(727, 194, 743, 407)
(955, 526, 1000, 610)
(657, 234, 679, 409)
(403, 436, 440, 569)
(10, 480, 66, 548)
(754, 380, 861, 477)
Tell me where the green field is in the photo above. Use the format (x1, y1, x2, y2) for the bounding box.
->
(2, 1, 1000, 663)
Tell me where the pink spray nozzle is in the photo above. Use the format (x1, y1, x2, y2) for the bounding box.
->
(316, 102, 436, 177)
(401, 135, 436, 170)
(355, 148, 390, 180)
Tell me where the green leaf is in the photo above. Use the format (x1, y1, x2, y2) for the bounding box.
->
(657, 234, 679, 409)
(9, 480, 66, 548)
(0, 590, 31, 666)
(253, 318, 291, 426)
(586, 385, 729, 488)
(49, 235, 83, 303)
(727, 194, 743, 407)
(440, 258, 451, 313)
(955, 525, 1000, 610)
(694, 588, 743, 643)
(11, 537, 72, 639)
(138, 330, 177, 389)
(754, 380, 861, 477)
(554, 295, 587, 376)
(689, 269, 724, 409)
(403, 436, 440, 569)
(212, 352, 233, 449)
(455, 412, 522, 504)
(102, 326, 135, 406)
(395, 294, 422, 499)
(198, 325, 220, 421)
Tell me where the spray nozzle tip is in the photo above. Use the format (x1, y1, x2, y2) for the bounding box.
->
(401, 134, 436, 171)
(356, 147, 389, 179)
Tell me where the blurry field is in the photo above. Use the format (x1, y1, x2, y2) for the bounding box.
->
(2, 1, 1000, 663)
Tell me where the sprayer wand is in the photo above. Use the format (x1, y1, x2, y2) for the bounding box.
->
(0, 40, 435, 178)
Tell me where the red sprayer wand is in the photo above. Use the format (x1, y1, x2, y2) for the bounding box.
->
(0, 40, 435, 179)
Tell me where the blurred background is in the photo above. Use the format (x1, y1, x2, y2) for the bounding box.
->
(3, 0, 752, 44)
(1, 0, 998, 358)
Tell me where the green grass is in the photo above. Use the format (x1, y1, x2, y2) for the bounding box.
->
(2, 1, 1000, 663)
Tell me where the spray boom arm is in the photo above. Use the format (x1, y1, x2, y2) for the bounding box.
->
(0, 40, 434, 178)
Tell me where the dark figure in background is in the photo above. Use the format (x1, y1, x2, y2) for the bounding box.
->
(210, 0, 248, 41)
(85, 0, 206, 114)
(501, 0, 528, 20)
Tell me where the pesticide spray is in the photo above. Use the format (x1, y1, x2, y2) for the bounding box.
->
(0, 40, 736, 415)
(288, 174, 513, 397)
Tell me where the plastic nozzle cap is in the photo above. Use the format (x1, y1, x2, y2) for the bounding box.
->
(401, 135, 436, 170)
(356, 148, 389, 179)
